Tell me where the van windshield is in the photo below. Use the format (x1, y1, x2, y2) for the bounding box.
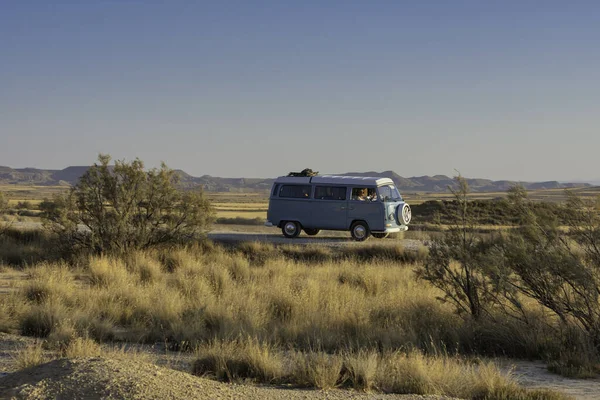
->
(378, 185, 402, 202)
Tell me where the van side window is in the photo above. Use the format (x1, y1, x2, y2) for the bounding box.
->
(271, 184, 280, 197)
(351, 187, 378, 202)
(279, 185, 312, 199)
(315, 186, 346, 200)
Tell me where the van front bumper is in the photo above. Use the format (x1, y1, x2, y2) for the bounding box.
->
(381, 225, 409, 233)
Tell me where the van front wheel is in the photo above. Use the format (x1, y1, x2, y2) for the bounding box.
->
(350, 221, 370, 241)
(282, 221, 301, 238)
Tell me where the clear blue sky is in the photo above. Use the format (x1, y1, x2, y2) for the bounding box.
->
(1, 1, 599, 181)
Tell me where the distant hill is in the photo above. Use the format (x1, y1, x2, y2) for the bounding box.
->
(341, 171, 589, 193)
(0, 165, 593, 193)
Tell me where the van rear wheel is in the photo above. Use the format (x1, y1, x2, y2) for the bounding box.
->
(350, 221, 370, 241)
(372, 232, 389, 239)
(304, 228, 320, 236)
(282, 221, 301, 238)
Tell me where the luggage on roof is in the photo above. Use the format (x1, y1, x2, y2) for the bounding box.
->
(287, 168, 319, 177)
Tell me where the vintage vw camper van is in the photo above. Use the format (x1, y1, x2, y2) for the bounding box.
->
(266, 175, 411, 241)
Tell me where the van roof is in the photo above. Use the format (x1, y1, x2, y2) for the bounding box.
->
(274, 175, 395, 186)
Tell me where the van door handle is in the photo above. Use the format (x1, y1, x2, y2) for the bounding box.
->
(340, 206, 346, 210)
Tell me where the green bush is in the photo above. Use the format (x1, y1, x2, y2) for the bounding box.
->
(41, 154, 214, 255)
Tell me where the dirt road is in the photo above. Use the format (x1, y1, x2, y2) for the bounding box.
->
(209, 230, 424, 249)
(9, 221, 425, 250)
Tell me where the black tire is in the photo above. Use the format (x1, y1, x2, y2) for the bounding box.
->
(282, 221, 301, 238)
(350, 221, 370, 241)
(372, 232, 389, 239)
(304, 228, 320, 236)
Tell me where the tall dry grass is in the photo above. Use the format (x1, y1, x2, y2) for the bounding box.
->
(1, 241, 571, 397)
(5, 243, 556, 358)
(0, 228, 56, 267)
(191, 339, 567, 399)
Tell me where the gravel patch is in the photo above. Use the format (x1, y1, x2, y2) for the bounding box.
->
(0, 357, 457, 400)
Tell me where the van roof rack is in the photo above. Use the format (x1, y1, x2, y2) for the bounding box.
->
(287, 168, 318, 177)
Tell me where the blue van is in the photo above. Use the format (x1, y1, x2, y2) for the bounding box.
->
(266, 175, 411, 241)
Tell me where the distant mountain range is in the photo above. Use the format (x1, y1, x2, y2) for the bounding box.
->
(0, 165, 593, 193)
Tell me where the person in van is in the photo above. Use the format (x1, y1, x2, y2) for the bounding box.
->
(353, 188, 368, 201)
(353, 188, 377, 201)
(367, 188, 378, 201)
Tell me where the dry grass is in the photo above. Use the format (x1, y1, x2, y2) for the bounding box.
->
(13, 341, 46, 370)
(340, 350, 378, 391)
(191, 342, 569, 399)
(290, 351, 343, 389)
(62, 336, 102, 358)
(192, 338, 285, 383)
(0, 241, 574, 398)
(5, 244, 547, 357)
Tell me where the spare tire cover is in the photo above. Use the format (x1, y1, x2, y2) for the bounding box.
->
(396, 203, 412, 225)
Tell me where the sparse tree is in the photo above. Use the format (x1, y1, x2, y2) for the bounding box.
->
(416, 175, 500, 320)
(503, 188, 600, 347)
(42, 154, 214, 254)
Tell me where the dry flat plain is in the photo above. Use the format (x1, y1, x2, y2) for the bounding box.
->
(4, 184, 600, 223)
(2, 184, 600, 399)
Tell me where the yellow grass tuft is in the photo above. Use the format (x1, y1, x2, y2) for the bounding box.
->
(13, 342, 46, 370)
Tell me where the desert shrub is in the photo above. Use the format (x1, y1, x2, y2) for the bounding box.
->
(41, 154, 214, 255)
(417, 179, 600, 371)
(416, 176, 503, 320)
(14, 342, 46, 370)
(124, 251, 162, 284)
(0, 228, 56, 266)
(340, 350, 378, 391)
(0, 292, 26, 333)
(227, 257, 250, 283)
(412, 197, 566, 227)
(236, 241, 278, 266)
(7, 239, 590, 383)
(15, 201, 32, 210)
(20, 302, 69, 337)
(88, 256, 131, 288)
(62, 336, 102, 358)
(192, 338, 284, 383)
(190, 344, 564, 398)
(289, 351, 343, 389)
(499, 188, 600, 360)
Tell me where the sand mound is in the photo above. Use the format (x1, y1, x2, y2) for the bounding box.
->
(0, 357, 220, 399)
(0, 357, 451, 400)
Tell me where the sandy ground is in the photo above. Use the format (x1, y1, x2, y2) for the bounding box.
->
(502, 360, 600, 400)
(0, 353, 455, 400)
(1, 333, 600, 399)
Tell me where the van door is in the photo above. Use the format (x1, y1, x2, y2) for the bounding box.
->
(309, 186, 348, 229)
(347, 187, 384, 231)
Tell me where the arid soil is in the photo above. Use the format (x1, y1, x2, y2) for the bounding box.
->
(0, 356, 456, 400)
(505, 360, 600, 400)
